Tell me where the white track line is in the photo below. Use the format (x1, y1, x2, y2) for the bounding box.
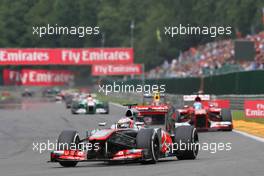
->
(111, 102, 264, 143)
(233, 130, 264, 143)
(110, 102, 127, 109)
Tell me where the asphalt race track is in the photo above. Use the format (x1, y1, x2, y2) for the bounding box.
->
(0, 100, 264, 176)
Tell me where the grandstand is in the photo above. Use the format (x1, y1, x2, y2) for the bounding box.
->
(147, 32, 264, 78)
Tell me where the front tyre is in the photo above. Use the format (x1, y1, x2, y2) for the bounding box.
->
(174, 126, 199, 160)
(57, 130, 80, 167)
(136, 128, 160, 164)
(59, 161, 78, 167)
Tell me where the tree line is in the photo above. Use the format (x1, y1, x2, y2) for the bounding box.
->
(0, 0, 263, 70)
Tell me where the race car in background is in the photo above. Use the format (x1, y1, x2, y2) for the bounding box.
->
(174, 94, 233, 131)
(50, 107, 199, 167)
(42, 87, 61, 98)
(71, 94, 109, 114)
(0, 91, 12, 101)
(71, 97, 91, 114)
(21, 88, 34, 97)
(142, 92, 167, 105)
(62, 89, 80, 108)
(131, 92, 170, 127)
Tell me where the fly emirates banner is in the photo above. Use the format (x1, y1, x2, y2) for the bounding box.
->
(0, 48, 134, 65)
(3, 69, 74, 86)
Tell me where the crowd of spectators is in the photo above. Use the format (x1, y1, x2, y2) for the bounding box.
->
(147, 31, 264, 78)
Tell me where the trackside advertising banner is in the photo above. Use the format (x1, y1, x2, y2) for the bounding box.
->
(3, 69, 21, 85)
(244, 100, 264, 118)
(0, 48, 133, 65)
(92, 64, 142, 76)
(3, 69, 74, 86)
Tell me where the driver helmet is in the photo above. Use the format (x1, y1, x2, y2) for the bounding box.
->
(194, 96, 201, 102)
(117, 117, 134, 128)
(193, 96, 202, 109)
(87, 94, 93, 100)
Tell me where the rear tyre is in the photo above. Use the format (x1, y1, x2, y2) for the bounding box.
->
(57, 130, 80, 167)
(136, 129, 160, 164)
(174, 126, 199, 160)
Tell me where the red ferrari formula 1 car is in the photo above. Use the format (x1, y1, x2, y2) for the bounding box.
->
(175, 94, 233, 131)
(50, 105, 199, 167)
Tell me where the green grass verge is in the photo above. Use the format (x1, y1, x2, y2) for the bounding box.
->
(96, 93, 138, 105)
(232, 110, 264, 124)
